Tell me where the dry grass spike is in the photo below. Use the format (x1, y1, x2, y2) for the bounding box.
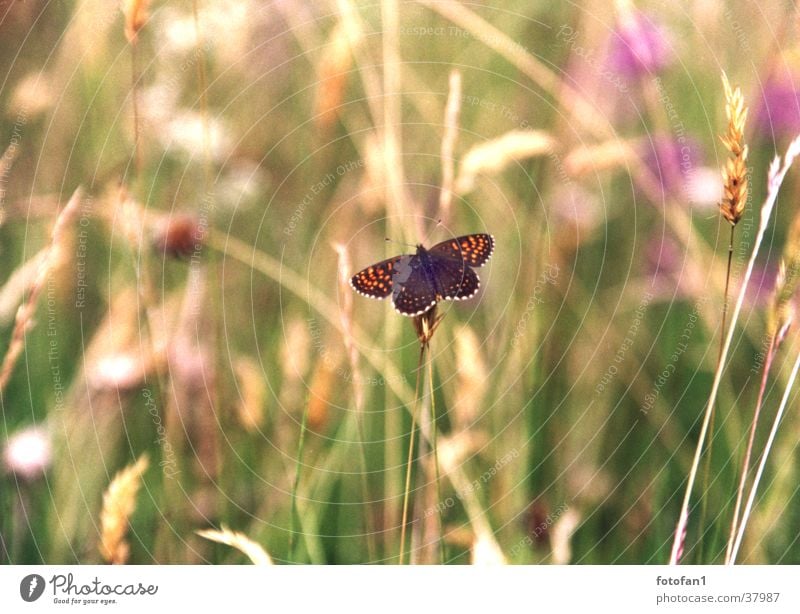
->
(196, 525, 274, 565)
(0, 187, 82, 394)
(719, 72, 749, 226)
(99, 454, 149, 564)
(769, 259, 797, 342)
(121, 0, 151, 44)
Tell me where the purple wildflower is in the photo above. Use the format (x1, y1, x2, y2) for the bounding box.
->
(755, 70, 800, 140)
(609, 10, 671, 78)
(640, 135, 703, 203)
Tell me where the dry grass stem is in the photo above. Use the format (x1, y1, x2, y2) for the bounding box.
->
(417, 0, 610, 138)
(439, 69, 462, 223)
(191, 0, 211, 185)
(453, 325, 487, 431)
(332, 242, 376, 559)
(196, 525, 274, 565)
(551, 508, 581, 565)
(0, 249, 47, 325)
(381, 0, 414, 235)
(726, 214, 800, 562)
(724, 325, 779, 564)
(669, 135, 800, 564)
(99, 454, 149, 564)
(564, 140, 633, 177)
(455, 130, 556, 194)
(333, 242, 363, 408)
(399, 346, 424, 565)
(729, 342, 800, 563)
(0, 144, 20, 225)
(315, 20, 361, 133)
(771, 262, 797, 343)
(439, 439, 504, 561)
(0, 187, 82, 394)
(413, 306, 444, 348)
(470, 533, 506, 565)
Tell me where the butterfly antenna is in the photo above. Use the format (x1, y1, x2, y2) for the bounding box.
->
(386, 218, 442, 249)
(419, 218, 443, 246)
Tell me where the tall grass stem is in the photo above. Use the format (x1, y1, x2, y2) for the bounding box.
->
(668, 137, 800, 564)
(399, 345, 425, 564)
(725, 334, 776, 563)
(729, 340, 800, 563)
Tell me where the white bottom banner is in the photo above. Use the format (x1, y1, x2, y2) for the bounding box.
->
(0, 565, 798, 613)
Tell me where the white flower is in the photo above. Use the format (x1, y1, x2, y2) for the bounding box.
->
(91, 353, 143, 391)
(3, 427, 51, 479)
(161, 112, 232, 163)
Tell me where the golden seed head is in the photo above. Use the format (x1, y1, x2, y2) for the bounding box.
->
(121, 0, 150, 44)
(770, 259, 798, 342)
(784, 203, 800, 270)
(719, 72, 749, 226)
(99, 454, 149, 564)
(771, 213, 800, 340)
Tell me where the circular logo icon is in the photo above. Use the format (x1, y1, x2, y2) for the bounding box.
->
(20, 574, 45, 602)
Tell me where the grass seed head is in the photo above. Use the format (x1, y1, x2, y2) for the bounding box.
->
(769, 259, 798, 344)
(719, 72, 749, 225)
(314, 20, 361, 133)
(234, 356, 267, 432)
(99, 454, 149, 564)
(121, 0, 150, 44)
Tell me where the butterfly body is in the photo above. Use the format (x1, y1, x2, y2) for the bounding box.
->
(350, 233, 494, 317)
(411, 244, 443, 300)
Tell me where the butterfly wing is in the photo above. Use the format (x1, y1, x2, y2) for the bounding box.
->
(429, 233, 494, 268)
(429, 256, 481, 301)
(391, 255, 438, 316)
(350, 255, 405, 299)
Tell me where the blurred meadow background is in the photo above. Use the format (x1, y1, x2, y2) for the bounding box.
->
(2, 0, 800, 564)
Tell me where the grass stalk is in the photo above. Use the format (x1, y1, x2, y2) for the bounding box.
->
(438, 69, 461, 226)
(718, 224, 737, 365)
(130, 42, 142, 177)
(427, 347, 445, 563)
(399, 344, 426, 564)
(697, 223, 736, 562)
(729, 340, 800, 563)
(288, 395, 310, 562)
(191, 0, 212, 188)
(668, 136, 800, 564)
(333, 243, 376, 561)
(724, 333, 776, 563)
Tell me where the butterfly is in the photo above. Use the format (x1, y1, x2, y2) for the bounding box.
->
(350, 233, 494, 316)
